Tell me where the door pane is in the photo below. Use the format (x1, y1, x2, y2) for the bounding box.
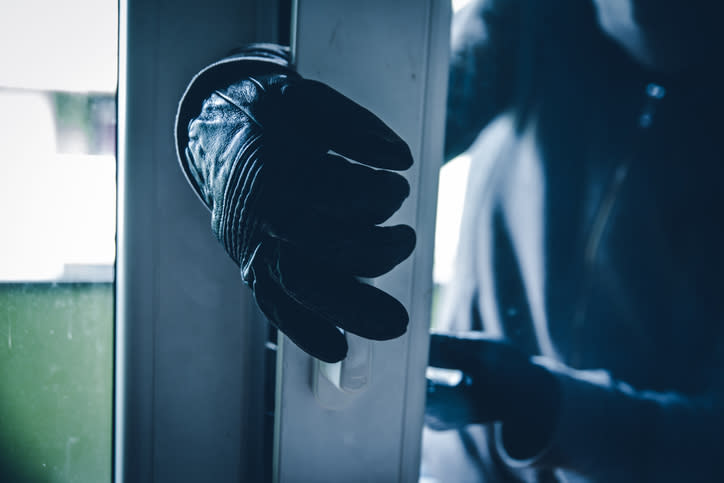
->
(0, 1, 118, 481)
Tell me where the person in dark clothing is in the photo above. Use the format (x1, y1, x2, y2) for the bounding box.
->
(175, 1, 724, 480)
(425, 1, 724, 481)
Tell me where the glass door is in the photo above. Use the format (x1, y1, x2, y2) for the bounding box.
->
(0, 1, 118, 481)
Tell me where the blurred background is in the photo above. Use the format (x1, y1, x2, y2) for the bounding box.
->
(0, 1, 117, 481)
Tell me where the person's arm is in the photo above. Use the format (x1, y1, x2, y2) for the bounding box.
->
(427, 333, 724, 481)
(444, 0, 521, 161)
(494, 356, 724, 482)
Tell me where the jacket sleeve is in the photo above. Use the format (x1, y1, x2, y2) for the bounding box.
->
(444, 0, 521, 161)
(494, 354, 724, 481)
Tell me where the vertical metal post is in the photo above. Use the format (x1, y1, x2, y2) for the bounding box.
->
(116, 1, 277, 481)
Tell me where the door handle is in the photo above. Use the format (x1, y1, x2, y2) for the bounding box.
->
(313, 332, 371, 409)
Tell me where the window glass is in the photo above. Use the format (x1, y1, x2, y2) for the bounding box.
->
(0, 1, 118, 481)
(431, 153, 471, 326)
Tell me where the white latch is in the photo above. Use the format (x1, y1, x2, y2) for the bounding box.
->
(313, 333, 372, 409)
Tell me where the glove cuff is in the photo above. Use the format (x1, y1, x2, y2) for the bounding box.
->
(217, 133, 265, 273)
(175, 43, 298, 209)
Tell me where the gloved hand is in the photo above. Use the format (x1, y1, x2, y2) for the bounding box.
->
(175, 45, 415, 363)
(426, 331, 561, 459)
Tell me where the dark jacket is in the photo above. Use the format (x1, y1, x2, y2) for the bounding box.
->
(438, 0, 724, 480)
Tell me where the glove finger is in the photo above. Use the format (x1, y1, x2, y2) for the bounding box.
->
(284, 79, 413, 170)
(429, 331, 533, 393)
(252, 257, 348, 362)
(428, 332, 506, 371)
(303, 153, 411, 226)
(424, 377, 482, 431)
(427, 334, 515, 425)
(316, 224, 415, 278)
(270, 215, 416, 278)
(271, 242, 409, 340)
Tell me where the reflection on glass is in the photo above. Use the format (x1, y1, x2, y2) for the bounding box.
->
(0, 1, 117, 481)
(431, 154, 471, 327)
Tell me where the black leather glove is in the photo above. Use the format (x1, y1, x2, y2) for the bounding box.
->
(426, 331, 560, 459)
(175, 44, 415, 363)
